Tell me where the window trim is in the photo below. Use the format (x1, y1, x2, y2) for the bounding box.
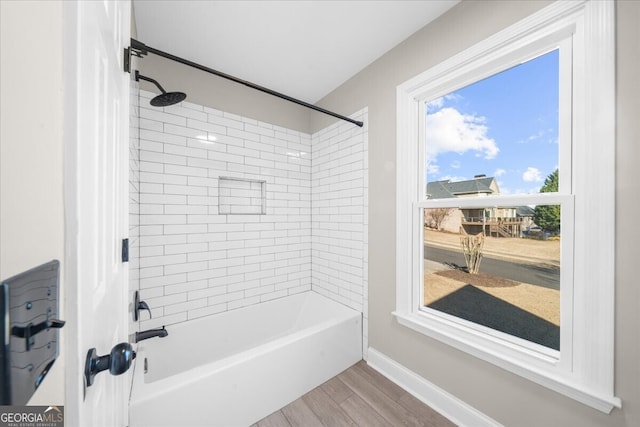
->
(395, 0, 619, 413)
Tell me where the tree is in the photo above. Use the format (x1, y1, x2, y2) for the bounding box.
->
(534, 169, 561, 233)
(460, 232, 485, 274)
(425, 208, 454, 230)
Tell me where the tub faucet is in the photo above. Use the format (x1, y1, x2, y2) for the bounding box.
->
(135, 326, 168, 343)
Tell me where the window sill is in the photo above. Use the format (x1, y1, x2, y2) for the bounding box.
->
(393, 311, 621, 413)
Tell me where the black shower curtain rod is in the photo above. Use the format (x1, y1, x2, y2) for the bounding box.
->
(129, 38, 364, 128)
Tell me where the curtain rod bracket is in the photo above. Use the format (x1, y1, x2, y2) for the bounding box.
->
(123, 45, 148, 74)
(129, 38, 363, 128)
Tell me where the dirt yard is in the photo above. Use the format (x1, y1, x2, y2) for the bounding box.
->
(423, 230, 561, 332)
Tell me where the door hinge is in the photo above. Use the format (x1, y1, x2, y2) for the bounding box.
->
(122, 238, 129, 263)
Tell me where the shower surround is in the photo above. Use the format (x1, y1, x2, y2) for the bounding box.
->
(130, 89, 368, 354)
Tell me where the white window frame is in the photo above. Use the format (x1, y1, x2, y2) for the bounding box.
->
(395, 0, 619, 413)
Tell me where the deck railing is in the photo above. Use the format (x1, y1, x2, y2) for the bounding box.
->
(461, 216, 526, 224)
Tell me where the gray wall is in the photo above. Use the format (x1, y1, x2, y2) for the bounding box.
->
(313, 1, 639, 426)
(0, 0, 65, 405)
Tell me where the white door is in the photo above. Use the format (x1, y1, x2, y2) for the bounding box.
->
(64, 1, 131, 426)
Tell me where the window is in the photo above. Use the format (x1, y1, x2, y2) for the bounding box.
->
(395, 0, 618, 413)
(422, 49, 566, 353)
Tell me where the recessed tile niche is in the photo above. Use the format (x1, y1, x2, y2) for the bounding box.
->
(218, 177, 266, 215)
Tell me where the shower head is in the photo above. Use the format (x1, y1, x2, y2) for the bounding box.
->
(150, 91, 187, 107)
(135, 71, 187, 107)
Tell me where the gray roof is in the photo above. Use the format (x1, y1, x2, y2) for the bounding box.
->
(426, 177, 497, 199)
(516, 206, 535, 217)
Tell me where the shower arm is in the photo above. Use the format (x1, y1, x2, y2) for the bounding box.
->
(134, 71, 167, 95)
(127, 38, 364, 128)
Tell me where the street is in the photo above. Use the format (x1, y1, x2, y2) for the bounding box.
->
(424, 244, 560, 290)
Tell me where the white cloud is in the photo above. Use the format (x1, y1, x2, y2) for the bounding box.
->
(427, 162, 439, 175)
(444, 93, 462, 103)
(528, 129, 545, 141)
(517, 128, 558, 145)
(522, 167, 543, 182)
(450, 160, 461, 169)
(511, 186, 541, 195)
(497, 183, 511, 195)
(494, 168, 506, 177)
(426, 94, 462, 112)
(426, 97, 444, 111)
(426, 107, 499, 162)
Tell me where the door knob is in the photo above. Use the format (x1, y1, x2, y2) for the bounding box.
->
(84, 342, 136, 387)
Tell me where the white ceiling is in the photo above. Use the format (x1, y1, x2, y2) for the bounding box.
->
(133, 1, 459, 103)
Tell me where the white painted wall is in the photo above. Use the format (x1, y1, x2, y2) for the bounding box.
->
(0, 0, 65, 406)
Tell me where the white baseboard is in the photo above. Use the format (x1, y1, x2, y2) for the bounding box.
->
(367, 348, 502, 427)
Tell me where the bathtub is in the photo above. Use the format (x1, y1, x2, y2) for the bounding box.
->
(128, 291, 362, 426)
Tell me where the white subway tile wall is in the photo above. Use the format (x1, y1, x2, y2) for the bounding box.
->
(131, 90, 368, 350)
(129, 82, 141, 335)
(311, 110, 369, 358)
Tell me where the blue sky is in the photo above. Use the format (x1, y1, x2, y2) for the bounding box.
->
(426, 49, 559, 195)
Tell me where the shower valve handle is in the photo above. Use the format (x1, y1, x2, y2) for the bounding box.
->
(134, 290, 152, 321)
(138, 300, 151, 318)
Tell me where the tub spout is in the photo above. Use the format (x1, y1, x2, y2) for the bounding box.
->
(135, 326, 168, 343)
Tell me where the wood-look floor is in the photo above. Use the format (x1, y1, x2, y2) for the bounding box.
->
(252, 361, 455, 427)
